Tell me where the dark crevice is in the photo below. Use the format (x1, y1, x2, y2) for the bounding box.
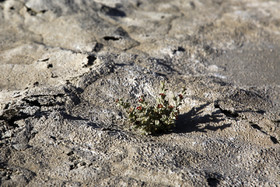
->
(250, 122, 266, 134)
(7, 119, 19, 128)
(205, 172, 222, 187)
(69, 165, 75, 170)
(26, 7, 37, 16)
(207, 177, 220, 187)
(270, 136, 279, 144)
(22, 94, 66, 107)
(41, 58, 49, 62)
(251, 124, 262, 131)
(22, 99, 62, 107)
(27, 94, 65, 98)
(50, 136, 57, 141)
(47, 64, 53, 68)
(0, 111, 30, 128)
(25, 5, 47, 16)
(85, 55, 96, 67)
(23, 99, 41, 107)
(172, 46, 185, 54)
(177, 46, 185, 52)
(67, 151, 74, 156)
(33, 82, 39, 86)
(256, 110, 266, 114)
(100, 5, 126, 17)
(4, 104, 9, 110)
(115, 63, 129, 67)
(103, 36, 120, 41)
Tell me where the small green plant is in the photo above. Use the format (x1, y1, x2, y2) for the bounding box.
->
(116, 82, 186, 135)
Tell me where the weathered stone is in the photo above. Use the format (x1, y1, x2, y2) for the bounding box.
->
(0, 0, 279, 186)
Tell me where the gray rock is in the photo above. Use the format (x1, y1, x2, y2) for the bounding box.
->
(0, 0, 279, 186)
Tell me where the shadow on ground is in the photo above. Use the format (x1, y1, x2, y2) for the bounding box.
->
(174, 103, 231, 133)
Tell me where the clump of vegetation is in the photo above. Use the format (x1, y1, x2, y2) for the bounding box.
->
(116, 82, 186, 135)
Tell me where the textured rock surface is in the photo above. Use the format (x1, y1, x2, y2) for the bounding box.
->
(0, 0, 279, 186)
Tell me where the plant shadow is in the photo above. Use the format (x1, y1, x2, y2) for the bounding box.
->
(173, 103, 231, 133)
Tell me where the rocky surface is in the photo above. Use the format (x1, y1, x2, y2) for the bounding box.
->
(0, 0, 279, 186)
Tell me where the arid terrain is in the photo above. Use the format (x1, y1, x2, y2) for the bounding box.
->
(0, 0, 279, 186)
